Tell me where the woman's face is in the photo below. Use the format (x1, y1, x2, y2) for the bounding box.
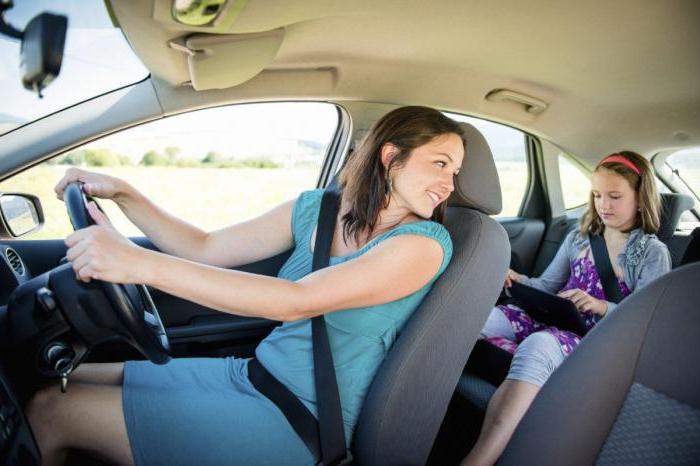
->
(591, 168, 639, 232)
(387, 133, 465, 219)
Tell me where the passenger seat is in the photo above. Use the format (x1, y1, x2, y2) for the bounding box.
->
(499, 262, 700, 465)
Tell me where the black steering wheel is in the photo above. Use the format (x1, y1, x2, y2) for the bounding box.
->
(63, 182, 171, 364)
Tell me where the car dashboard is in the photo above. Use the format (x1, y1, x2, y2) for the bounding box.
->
(0, 246, 41, 465)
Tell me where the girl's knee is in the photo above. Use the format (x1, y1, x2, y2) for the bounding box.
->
(508, 332, 565, 386)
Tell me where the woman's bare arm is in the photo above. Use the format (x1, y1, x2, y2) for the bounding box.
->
(138, 233, 444, 321)
(116, 186, 295, 267)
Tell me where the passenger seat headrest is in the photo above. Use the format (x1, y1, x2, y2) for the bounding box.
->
(658, 192, 695, 242)
(448, 122, 502, 215)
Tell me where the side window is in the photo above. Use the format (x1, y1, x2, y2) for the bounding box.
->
(665, 148, 700, 225)
(445, 113, 528, 217)
(558, 154, 590, 209)
(0, 102, 339, 239)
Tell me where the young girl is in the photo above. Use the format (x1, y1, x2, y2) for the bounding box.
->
(28, 106, 465, 466)
(462, 151, 671, 466)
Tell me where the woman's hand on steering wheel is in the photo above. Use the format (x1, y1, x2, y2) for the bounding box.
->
(54, 167, 131, 204)
(65, 201, 148, 284)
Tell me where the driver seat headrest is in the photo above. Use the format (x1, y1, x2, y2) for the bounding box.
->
(448, 122, 502, 215)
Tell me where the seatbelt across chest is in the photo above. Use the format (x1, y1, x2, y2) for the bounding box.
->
(248, 186, 350, 465)
(589, 233, 624, 304)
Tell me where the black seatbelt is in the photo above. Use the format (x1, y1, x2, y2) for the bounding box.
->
(589, 233, 624, 304)
(248, 185, 350, 465)
(310, 187, 349, 465)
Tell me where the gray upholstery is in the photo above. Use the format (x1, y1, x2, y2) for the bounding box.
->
(448, 123, 503, 215)
(499, 262, 700, 466)
(658, 193, 694, 242)
(353, 122, 510, 465)
(597, 383, 700, 465)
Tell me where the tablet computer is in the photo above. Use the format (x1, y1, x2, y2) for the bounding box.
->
(508, 282, 589, 336)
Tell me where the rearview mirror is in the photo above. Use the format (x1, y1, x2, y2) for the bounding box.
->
(0, 193, 44, 238)
(0, 2, 68, 98)
(19, 12, 67, 97)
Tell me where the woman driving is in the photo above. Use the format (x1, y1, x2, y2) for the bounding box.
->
(27, 106, 465, 466)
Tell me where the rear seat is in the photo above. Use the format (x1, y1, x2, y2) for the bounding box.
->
(658, 193, 695, 267)
(456, 192, 697, 413)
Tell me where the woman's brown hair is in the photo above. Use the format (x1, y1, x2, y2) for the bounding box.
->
(580, 150, 661, 236)
(339, 106, 465, 245)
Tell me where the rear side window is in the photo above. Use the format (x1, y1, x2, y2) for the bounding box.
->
(558, 154, 590, 209)
(665, 148, 700, 225)
(446, 113, 528, 216)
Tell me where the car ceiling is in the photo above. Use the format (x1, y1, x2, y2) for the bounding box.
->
(110, 0, 700, 167)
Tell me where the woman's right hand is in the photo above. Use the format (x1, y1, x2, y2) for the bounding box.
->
(504, 268, 522, 288)
(54, 168, 129, 203)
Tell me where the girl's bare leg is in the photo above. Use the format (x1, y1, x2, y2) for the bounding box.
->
(26, 382, 134, 466)
(460, 379, 540, 466)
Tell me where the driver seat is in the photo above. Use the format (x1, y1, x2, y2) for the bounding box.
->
(352, 122, 510, 465)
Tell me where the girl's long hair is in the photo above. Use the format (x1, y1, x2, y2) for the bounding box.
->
(580, 150, 661, 236)
(339, 106, 465, 245)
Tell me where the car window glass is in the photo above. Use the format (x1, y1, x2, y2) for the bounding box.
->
(558, 154, 590, 209)
(0, 1, 149, 136)
(445, 113, 528, 216)
(666, 148, 700, 198)
(665, 148, 700, 225)
(0, 102, 338, 240)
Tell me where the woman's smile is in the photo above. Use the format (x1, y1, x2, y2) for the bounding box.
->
(426, 190, 441, 207)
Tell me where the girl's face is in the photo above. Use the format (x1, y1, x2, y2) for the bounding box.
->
(387, 133, 464, 219)
(591, 168, 639, 232)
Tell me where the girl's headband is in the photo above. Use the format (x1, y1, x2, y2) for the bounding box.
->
(597, 154, 641, 176)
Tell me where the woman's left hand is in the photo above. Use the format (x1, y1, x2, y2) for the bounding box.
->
(65, 202, 147, 284)
(558, 288, 608, 316)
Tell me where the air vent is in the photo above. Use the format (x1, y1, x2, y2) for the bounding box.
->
(5, 248, 24, 276)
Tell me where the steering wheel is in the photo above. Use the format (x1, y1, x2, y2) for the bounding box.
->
(63, 182, 171, 364)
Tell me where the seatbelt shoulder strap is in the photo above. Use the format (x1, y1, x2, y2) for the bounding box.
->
(589, 233, 624, 304)
(311, 186, 350, 465)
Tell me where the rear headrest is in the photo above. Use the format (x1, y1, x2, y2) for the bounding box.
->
(659, 193, 695, 242)
(448, 122, 502, 215)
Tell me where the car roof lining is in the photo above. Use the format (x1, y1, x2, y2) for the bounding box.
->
(110, 0, 700, 167)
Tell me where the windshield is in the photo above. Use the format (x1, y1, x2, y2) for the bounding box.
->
(0, 0, 149, 136)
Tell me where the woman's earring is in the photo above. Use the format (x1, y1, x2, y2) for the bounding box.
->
(385, 177, 393, 195)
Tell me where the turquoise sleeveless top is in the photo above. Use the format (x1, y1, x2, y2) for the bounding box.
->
(255, 189, 453, 442)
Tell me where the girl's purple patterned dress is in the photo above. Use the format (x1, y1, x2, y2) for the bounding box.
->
(486, 247, 631, 356)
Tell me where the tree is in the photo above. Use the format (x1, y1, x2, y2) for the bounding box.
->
(140, 150, 167, 166)
(84, 149, 121, 167)
(202, 151, 225, 164)
(60, 150, 86, 166)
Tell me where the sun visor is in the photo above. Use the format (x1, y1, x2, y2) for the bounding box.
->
(184, 28, 284, 90)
